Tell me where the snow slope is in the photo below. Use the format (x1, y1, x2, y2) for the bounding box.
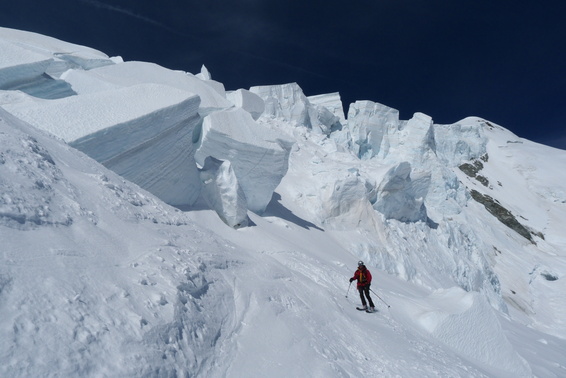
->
(0, 110, 545, 377)
(1, 27, 566, 377)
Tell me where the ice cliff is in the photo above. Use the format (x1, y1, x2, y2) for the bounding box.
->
(0, 27, 292, 218)
(2, 27, 565, 341)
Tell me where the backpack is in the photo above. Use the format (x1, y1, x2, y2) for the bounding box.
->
(359, 269, 367, 283)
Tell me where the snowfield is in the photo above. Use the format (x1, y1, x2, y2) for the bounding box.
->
(1, 27, 566, 377)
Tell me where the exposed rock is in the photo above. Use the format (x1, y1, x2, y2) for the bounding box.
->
(469, 189, 534, 243)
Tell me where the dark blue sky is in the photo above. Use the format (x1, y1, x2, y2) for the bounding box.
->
(2, 0, 565, 149)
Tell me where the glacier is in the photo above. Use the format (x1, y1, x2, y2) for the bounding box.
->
(226, 88, 265, 121)
(199, 156, 249, 228)
(194, 107, 294, 214)
(1, 26, 566, 377)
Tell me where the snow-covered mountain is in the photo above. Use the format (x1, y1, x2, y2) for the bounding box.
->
(1, 27, 565, 377)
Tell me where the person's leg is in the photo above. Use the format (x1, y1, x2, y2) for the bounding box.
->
(358, 288, 367, 307)
(364, 286, 375, 308)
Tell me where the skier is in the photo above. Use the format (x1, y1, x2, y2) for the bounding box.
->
(350, 261, 375, 312)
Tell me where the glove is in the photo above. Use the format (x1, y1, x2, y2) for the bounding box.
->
(349, 278, 354, 283)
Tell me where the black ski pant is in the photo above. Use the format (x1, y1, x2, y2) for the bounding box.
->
(358, 285, 375, 308)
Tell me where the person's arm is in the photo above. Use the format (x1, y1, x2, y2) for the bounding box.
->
(349, 271, 358, 282)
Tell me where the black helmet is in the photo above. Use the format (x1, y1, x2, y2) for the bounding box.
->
(358, 260, 364, 267)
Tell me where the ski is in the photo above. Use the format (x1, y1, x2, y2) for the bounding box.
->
(356, 307, 377, 313)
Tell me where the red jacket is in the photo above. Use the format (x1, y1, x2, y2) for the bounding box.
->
(351, 266, 372, 288)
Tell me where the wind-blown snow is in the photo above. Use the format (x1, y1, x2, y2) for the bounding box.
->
(1, 27, 566, 377)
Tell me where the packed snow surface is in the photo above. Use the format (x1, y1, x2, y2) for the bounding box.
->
(1, 27, 566, 377)
(2, 84, 199, 145)
(65, 61, 232, 110)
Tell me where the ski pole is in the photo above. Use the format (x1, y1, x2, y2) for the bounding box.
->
(346, 281, 352, 298)
(370, 288, 391, 308)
